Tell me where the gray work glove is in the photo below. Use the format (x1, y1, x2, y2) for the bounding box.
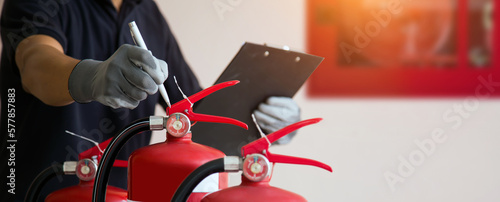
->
(253, 96, 301, 145)
(68, 44, 168, 109)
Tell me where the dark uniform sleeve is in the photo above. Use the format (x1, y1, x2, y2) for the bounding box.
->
(1, 1, 70, 201)
(1, 0, 68, 58)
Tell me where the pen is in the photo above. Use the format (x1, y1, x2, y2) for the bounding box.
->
(129, 21, 171, 108)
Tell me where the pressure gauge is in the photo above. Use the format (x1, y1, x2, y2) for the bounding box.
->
(243, 154, 271, 182)
(166, 113, 191, 137)
(76, 158, 97, 181)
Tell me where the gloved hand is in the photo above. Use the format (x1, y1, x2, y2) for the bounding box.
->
(68, 44, 168, 109)
(253, 96, 301, 145)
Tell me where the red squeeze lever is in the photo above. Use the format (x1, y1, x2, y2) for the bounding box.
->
(167, 80, 248, 130)
(241, 118, 332, 172)
(79, 138, 128, 167)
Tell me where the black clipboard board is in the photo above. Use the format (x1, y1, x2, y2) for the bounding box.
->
(192, 42, 323, 156)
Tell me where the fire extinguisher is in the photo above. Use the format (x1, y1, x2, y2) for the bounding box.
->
(172, 118, 332, 202)
(25, 138, 128, 202)
(92, 80, 248, 202)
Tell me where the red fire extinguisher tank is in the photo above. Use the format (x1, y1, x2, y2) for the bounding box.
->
(202, 176, 306, 202)
(176, 118, 332, 202)
(127, 81, 248, 201)
(46, 180, 127, 202)
(45, 138, 128, 202)
(91, 81, 247, 202)
(128, 133, 228, 201)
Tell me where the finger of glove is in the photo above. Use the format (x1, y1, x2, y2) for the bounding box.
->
(127, 47, 168, 85)
(255, 108, 298, 144)
(121, 65, 159, 95)
(106, 97, 139, 109)
(253, 110, 282, 133)
(95, 86, 140, 109)
(266, 97, 300, 111)
(155, 57, 168, 82)
(118, 78, 148, 102)
(273, 130, 297, 145)
(258, 102, 300, 122)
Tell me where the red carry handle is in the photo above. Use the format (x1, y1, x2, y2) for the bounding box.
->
(242, 118, 322, 156)
(182, 108, 248, 129)
(241, 118, 331, 172)
(167, 80, 248, 130)
(266, 152, 332, 172)
(78, 138, 128, 167)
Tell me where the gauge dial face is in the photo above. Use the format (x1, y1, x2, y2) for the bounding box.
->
(243, 154, 271, 182)
(76, 158, 97, 181)
(166, 113, 191, 137)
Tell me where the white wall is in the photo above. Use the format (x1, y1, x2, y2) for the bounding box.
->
(155, 1, 500, 201)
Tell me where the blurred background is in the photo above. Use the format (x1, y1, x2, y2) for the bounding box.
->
(0, 0, 498, 201)
(153, 0, 500, 201)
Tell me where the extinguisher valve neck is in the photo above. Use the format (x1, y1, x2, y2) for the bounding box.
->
(149, 116, 166, 130)
(224, 156, 242, 171)
(63, 161, 77, 175)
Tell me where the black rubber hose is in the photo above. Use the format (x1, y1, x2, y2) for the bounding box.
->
(92, 118, 150, 202)
(171, 158, 225, 202)
(25, 162, 64, 202)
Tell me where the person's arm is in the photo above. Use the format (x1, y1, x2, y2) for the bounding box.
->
(15, 34, 80, 106)
(15, 34, 169, 109)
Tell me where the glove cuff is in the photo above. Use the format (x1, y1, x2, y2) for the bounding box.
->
(68, 59, 101, 103)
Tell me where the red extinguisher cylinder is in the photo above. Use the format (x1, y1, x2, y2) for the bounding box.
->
(202, 176, 307, 202)
(128, 133, 228, 202)
(35, 136, 130, 202)
(46, 180, 127, 202)
(173, 118, 332, 202)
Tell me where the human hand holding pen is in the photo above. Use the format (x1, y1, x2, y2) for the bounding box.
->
(68, 44, 169, 109)
(129, 21, 171, 108)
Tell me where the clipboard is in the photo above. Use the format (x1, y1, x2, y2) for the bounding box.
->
(192, 42, 324, 156)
